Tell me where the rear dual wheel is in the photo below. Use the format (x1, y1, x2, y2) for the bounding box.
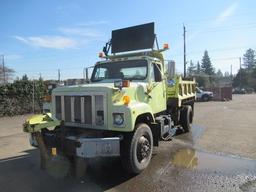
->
(180, 105, 193, 132)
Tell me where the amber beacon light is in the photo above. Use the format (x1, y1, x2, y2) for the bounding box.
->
(123, 95, 131, 105)
(98, 52, 105, 58)
(163, 43, 169, 49)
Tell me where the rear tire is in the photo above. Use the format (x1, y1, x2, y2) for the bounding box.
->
(121, 123, 153, 174)
(180, 105, 193, 132)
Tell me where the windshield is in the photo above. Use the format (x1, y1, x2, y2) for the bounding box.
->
(91, 59, 148, 82)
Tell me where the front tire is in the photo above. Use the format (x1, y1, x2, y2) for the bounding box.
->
(121, 123, 153, 174)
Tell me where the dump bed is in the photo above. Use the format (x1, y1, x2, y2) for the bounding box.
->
(166, 76, 196, 107)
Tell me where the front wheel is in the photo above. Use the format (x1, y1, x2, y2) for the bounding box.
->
(121, 123, 153, 174)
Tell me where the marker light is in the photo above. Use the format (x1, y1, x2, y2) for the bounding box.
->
(44, 95, 52, 102)
(163, 43, 169, 49)
(123, 95, 131, 105)
(122, 80, 130, 88)
(99, 52, 105, 58)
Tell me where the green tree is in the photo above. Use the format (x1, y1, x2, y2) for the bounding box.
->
(247, 67, 256, 90)
(0, 65, 15, 84)
(201, 50, 214, 75)
(233, 69, 248, 88)
(187, 60, 196, 76)
(196, 74, 210, 88)
(224, 71, 229, 77)
(196, 61, 201, 74)
(216, 69, 223, 77)
(243, 48, 256, 70)
(21, 74, 29, 81)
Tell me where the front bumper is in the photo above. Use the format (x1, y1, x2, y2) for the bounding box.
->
(29, 133, 121, 158)
(66, 136, 121, 158)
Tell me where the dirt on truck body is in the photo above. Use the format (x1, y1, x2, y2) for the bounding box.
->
(23, 22, 196, 177)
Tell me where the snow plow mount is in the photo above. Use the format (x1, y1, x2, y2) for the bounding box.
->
(23, 113, 61, 133)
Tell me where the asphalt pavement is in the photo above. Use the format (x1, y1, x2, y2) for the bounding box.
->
(0, 94, 256, 192)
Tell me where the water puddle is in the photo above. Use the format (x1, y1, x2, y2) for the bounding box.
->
(171, 148, 256, 173)
(175, 124, 205, 144)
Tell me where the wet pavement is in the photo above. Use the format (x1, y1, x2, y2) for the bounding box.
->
(1, 95, 256, 191)
(1, 125, 256, 192)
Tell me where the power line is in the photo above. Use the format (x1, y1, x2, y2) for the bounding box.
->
(14, 65, 86, 73)
(170, 46, 254, 58)
(188, 46, 252, 55)
(197, 25, 256, 34)
(182, 12, 256, 25)
(13, 56, 243, 75)
(187, 22, 256, 30)
(211, 57, 240, 61)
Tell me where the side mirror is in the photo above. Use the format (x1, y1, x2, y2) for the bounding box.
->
(85, 68, 90, 83)
(84, 66, 94, 83)
(114, 80, 123, 90)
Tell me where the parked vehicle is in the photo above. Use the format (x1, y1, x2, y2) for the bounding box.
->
(232, 87, 254, 94)
(196, 87, 213, 101)
(23, 23, 196, 176)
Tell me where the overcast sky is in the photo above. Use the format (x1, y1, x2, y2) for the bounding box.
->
(1, 0, 256, 80)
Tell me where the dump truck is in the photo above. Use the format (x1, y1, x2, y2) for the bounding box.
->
(23, 22, 196, 176)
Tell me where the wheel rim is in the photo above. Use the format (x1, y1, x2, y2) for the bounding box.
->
(136, 135, 151, 163)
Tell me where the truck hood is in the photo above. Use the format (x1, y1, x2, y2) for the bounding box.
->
(52, 82, 148, 104)
(53, 83, 116, 93)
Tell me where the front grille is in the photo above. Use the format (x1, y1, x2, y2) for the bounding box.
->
(54, 94, 106, 128)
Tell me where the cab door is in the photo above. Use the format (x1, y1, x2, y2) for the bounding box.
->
(147, 62, 167, 114)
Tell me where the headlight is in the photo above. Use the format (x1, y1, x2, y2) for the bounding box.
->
(113, 113, 124, 126)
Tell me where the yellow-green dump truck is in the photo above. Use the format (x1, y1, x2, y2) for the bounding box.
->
(23, 23, 196, 176)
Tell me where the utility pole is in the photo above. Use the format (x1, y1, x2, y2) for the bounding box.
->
(58, 69, 60, 83)
(239, 57, 242, 88)
(83, 68, 85, 79)
(1, 55, 5, 84)
(32, 79, 35, 114)
(230, 64, 233, 77)
(183, 24, 187, 78)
